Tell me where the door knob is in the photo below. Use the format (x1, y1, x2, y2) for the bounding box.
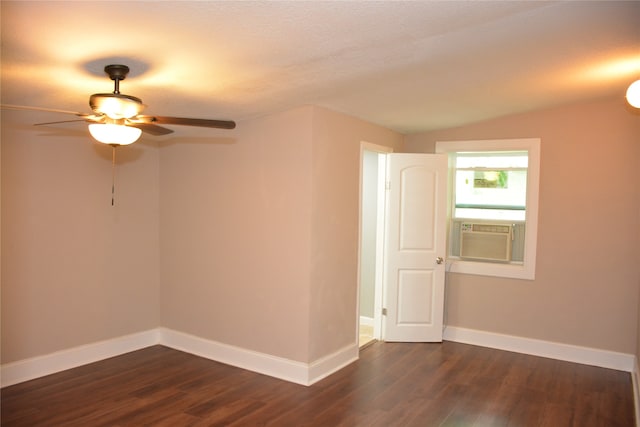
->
(436, 257, 444, 264)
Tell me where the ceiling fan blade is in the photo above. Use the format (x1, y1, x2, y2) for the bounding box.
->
(34, 119, 94, 126)
(139, 115, 236, 130)
(129, 123, 174, 136)
(1, 104, 87, 116)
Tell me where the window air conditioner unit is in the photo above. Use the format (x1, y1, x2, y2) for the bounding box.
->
(460, 223, 512, 262)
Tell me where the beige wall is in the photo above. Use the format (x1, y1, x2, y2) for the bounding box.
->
(405, 97, 640, 354)
(308, 106, 403, 360)
(159, 106, 315, 362)
(1, 111, 161, 363)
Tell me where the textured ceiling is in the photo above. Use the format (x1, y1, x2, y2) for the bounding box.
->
(1, 1, 639, 135)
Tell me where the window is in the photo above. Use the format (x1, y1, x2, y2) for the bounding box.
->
(436, 139, 540, 280)
(454, 152, 528, 221)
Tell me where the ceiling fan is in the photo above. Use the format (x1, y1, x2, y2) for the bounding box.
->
(3, 64, 237, 206)
(2, 64, 236, 146)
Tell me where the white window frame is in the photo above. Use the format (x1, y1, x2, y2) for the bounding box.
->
(436, 138, 540, 280)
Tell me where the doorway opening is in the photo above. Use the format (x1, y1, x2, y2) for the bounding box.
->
(358, 142, 391, 348)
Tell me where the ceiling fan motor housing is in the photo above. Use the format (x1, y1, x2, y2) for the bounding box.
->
(89, 93, 145, 119)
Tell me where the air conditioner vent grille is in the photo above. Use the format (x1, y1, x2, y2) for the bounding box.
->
(460, 223, 512, 262)
(462, 223, 511, 234)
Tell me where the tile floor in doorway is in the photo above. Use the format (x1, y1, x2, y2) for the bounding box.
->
(359, 324, 375, 348)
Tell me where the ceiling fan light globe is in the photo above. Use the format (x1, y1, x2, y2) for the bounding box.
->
(88, 123, 142, 146)
(626, 80, 640, 108)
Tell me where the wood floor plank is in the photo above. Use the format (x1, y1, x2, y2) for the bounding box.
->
(1, 342, 634, 426)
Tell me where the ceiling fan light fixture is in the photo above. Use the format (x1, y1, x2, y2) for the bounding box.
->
(88, 123, 142, 146)
(626, 79, 640, 108)
(90, 93, 144, 119)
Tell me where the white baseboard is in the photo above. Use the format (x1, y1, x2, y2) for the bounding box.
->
(1, 329, 160, 387)
(308, 342, 359, 385)
(1, 327, 359, 388)
(160, 328, 312, 384)
(444, 326, 635, 372)
(6, 325, 631, 389)
(159, 328, 358, 386)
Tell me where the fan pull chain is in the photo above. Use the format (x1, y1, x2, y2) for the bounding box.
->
(111, 145, 116, 206)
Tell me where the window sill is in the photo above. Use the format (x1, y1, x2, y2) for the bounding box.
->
(445, 258, 535, 280)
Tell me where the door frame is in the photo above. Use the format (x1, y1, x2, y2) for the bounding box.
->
(357, 141, 393, 346)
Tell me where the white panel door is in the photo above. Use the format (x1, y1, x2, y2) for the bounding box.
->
(383, 153, 447, 342)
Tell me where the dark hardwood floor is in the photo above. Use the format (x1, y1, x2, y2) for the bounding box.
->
(1, 341, 635, 426)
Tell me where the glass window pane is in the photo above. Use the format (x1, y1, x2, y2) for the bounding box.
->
(455, 169, 527, 209)
(453, 151, 528, 221)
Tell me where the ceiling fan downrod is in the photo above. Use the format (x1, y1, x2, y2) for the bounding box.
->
(104, 64, 130, 94)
